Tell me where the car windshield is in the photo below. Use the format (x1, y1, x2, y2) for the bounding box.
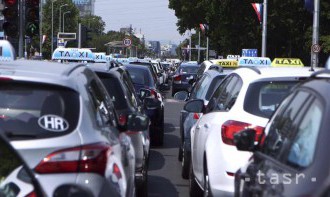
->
(179, 66, 199, 74)
(0, 83, 79, 140)
(99, 77, 127, 110)
(244, 81, 297, 118)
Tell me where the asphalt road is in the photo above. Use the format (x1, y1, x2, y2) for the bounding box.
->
(147, 89, 189, 197)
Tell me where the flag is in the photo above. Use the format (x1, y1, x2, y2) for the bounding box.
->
(199, 24, 209, 34)
(251, 3, 263, 24)
(304, 0, 314, 13)
(42, 35, 47, 44)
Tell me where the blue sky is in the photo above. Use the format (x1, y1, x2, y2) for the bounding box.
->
(94, 0, 185, 44)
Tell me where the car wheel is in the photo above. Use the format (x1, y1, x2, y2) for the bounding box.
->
(189, 162, 203, 197)
(181, 142, 190, 179)
(136, 157, 148, 197)
(203, 165, 212, 197)
(178, 143, 183, 161)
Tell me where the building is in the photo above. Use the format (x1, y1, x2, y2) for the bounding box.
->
(72, 0, 95, 16)
(148, 41, 161, 57)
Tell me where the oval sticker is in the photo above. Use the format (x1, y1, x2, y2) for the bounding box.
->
(38, 115, 69, 132)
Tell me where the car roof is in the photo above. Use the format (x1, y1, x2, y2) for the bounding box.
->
(180, 63, 199, 67)
(124, 64, 150, 71)
(204, 69, 228, 78)
(0, 60, 87, 90)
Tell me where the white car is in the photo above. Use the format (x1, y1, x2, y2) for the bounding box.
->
(186, 59, 320, 196)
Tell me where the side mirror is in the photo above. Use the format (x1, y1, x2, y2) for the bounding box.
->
(53, 184, 94, 197)
(183, 99, 204, 113)
(234, 129, 257, 152)
(139, 88, 151, 100)
(188, 78, 196, 85)
(173, 91, 188, 101)
(127, 114, 149, 131)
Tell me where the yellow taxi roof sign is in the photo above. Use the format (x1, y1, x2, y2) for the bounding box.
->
(213, 59, 238, 68)
(271, 58, 304, 67)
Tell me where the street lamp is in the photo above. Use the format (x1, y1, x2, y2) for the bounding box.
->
(51, 0, 57, 54)
(59, 4, 68, 32)
(62, 11, 71, 33)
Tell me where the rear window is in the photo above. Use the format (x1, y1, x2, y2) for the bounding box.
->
(244, 81, 297, 118)
(126, 67, 152, 86)
(0, 83, 80, 140)
(179, 66, 199, 74)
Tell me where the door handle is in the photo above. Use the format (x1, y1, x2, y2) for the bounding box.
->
(196, 125, 201, 130)
(204, 123, 209, 129)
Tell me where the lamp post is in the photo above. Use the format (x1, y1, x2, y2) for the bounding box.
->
(51, 0, 57, 54)
(63, 11, 71, 33)
(59, 4, 68, 33)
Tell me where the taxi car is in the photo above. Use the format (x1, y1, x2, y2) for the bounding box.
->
(176, 68, 228, 179)
(234, 69, 329, 197)
(0, 43, 139, 197)
(183, 57, 318, 196)
(196, 59, 238, 80)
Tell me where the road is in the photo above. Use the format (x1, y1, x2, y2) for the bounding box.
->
(147, 89, 189, 197)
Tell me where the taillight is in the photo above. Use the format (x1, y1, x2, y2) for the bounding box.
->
(226, 172, 235, 177)
(118, 114, 127, 126)
(221, 120, 264, 146)
(193, 113, 200, 120)
(25, 191, 37, 197)
(112, 163, 122, 179)
(173, 75, 182, 84)
(34, 143, 112, 176)
(150, 89, 157, 99)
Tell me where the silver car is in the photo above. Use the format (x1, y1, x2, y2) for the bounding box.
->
(0, 60, 139, 197)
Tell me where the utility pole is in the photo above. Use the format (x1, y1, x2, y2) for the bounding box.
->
(261, 0, 268, 57)
(18, 0, 23, 58)
(39, 0, 43, 57)
(311, 0, 320, 69)
(206, 37, 209, 60)
(198, 31, 201, 62)
(78, 23, 81, 48)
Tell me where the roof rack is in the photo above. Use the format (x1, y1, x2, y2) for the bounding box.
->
(208, 65, 224, 73)
(310, 69, 330, 78)
(238, 66, 261, 74)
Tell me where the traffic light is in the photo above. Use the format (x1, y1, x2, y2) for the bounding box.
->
(25, 0, 39, 37)
(81, 25, 92, 46)
(2, 0, 19, 37)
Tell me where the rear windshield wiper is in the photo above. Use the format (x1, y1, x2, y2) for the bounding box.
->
(4, 131, 37, 139)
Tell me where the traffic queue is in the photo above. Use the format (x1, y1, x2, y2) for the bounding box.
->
(0, 41, 172, 197)
(0, 38, 329, 197)
(173, 55, 330, 197)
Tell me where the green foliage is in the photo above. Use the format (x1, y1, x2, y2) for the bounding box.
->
(42, 0, 80, 59)
(169, 0, 330, 65)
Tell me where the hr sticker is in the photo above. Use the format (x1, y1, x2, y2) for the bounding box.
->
(38, 115, 69, 132)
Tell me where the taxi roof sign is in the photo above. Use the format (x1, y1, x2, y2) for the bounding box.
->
(271, 58, 304, 67)
(93, 52, 107, 63)
(238, 57, 271, 67)
(213, 59, 238, 68)
(0, 40, 16, 61)
(52, 48, 93, 61)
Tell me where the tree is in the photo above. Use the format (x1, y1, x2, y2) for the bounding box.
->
(169, 0, 330, 66)
(42, 0, 80, 59)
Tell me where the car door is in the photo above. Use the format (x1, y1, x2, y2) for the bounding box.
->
(192, 75, 241, 180)
(245, 90, 323, 196)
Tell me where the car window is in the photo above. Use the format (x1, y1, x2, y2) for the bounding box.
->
(190, 74, 211, 100)
(0, 137, 34, 196)
(244, 81, 298, 118)
(205, 75, 226, 101)
(215, 75, 242, 111)
(99, 77, 127, 110)
(196, 62, 206, 77)
(179, 66, 199, 74)
(0, 83, 79, 140)
(262, 91, 311, 159)
(126, 68, 150, 86)
(122, 75, 139, 109)
(88, 79, 118, 129)
(286, 98, 322, 169)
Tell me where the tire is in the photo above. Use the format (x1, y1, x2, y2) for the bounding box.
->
(136, 157, 148, 197)
(203, 165, 212, 197)
(153, 111, 164, 146)
(189, 162, 203, 197)
(181, 143, 190, 179)
(178, 143, 183, 161)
